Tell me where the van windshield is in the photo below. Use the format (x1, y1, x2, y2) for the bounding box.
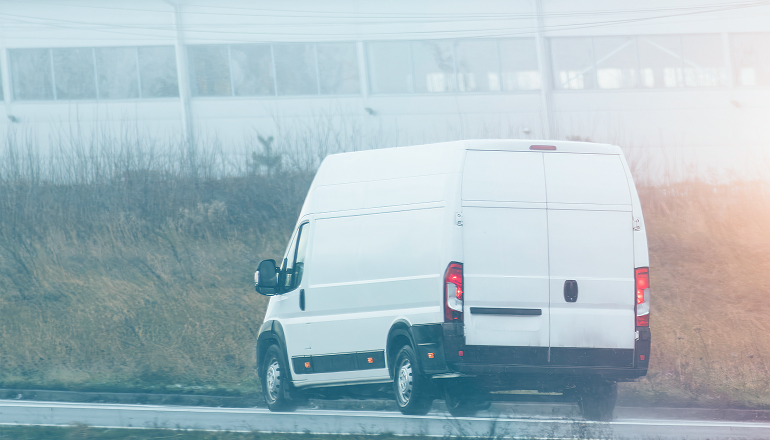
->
(282, 222, 309, 291)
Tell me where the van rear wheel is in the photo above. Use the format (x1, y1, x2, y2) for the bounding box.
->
(393, 345, 433, 415)
(578, 381, 617, 421)
(444, 381, 491, 417)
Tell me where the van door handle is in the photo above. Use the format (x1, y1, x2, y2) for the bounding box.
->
(299, 289, 305, 311)
(564, 280, 578, 302)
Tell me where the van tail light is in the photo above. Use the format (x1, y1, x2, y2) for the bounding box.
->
(635, 267, 650, 327)
(444, 262, 463, 322)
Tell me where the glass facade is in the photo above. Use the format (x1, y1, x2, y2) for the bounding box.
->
(317, 43, 360, 95)
(367, 38, 540, 94)
(455, 40, 500, 92)
(10, 49, 54, 100)
(731, 33, 770, 87)
(2, 33, 768, 103)
(553, 34, 728, 90)
(188, 45, 231, 97)
(95, 47, 140, 99)
(499, 38, 541, 91)
(367, 41, 412, 94)
(273, 43, 318, 95)
(137, 46, 180, 98)
(9, 46, 178, 101)
(230, 44, 275, 96)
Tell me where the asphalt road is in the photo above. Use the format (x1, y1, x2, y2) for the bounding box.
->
(2, 399, 770, 439)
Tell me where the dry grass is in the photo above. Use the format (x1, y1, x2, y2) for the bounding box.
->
(5, 178, 770, 405)
(2, 127, 770, 406)
(627, 181, 770, 407)
(0, 209, 287, 392)
(0, 133, 312, 392)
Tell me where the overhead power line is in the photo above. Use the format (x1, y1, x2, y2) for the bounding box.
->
(0, 0, 769, 44)
(4, 0, 769, 21)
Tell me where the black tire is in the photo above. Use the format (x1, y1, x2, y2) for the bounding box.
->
(578, 381, 617, 421)
(393, 345, 433, 415)
(444, 381, 491, 417)
(260, 344, 297, 412)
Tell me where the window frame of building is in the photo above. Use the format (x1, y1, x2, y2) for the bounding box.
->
(729, 32, 770, 88)
(137, 45, 180, 99)
(3, 33, 751, 102)
(551, 34, 728, 91)
(8, 45, 180, 102)
(365, 40, 415, 95)
(9, 48, 56, 101)
(187, 44, 233, 97)
(185, 42, 362, 99)
(366, 38, 541, 95)
(229, 43, 276, 96)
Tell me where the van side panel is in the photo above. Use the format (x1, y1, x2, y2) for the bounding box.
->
(295, 160, 449, 385)
(619, 155, 650, 268)
(544, 153, 636, 350)
(305, 208, 443, 370)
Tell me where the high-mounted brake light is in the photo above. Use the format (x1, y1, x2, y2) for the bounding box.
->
(444, 262, 463, 322)
(530, 145, 557, 150)
(635, 267, 650, 327)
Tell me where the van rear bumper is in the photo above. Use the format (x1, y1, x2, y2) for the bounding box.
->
(446, 363, 648, 380)
(412, 323, 650, 382)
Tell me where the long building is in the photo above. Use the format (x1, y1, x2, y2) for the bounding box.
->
(1, 0, 769, 179)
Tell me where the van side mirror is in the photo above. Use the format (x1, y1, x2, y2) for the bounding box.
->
(255, 259, 280, 296)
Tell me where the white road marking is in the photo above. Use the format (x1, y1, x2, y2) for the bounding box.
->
(2, 400, 770, 429)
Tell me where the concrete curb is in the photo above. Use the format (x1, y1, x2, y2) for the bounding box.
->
(0, 389, 265, 408)
(3, 388, 770, 422)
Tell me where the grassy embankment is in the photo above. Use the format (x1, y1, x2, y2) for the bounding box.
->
(0, 133, 312, 394)
(625, 181, 770, 407)
(1, 134, 770, 407)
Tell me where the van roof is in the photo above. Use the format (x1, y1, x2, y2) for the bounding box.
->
(459, 139, 620, 154)
(312, 140, 621, 187)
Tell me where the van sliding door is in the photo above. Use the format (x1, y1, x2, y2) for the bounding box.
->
(544, 153, 636, 352)
(462, 150, 550, 348)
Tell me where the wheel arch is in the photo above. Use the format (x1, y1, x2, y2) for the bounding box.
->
(386, 319, 418, 379)
(256, 320, 292, 381)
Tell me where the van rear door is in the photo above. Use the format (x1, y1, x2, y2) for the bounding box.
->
(462, 150, 550, 348)
(544, 153, 635, 351)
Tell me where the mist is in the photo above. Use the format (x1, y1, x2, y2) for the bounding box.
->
(1, 0, 769, 183)
(1, 1, 770, 438)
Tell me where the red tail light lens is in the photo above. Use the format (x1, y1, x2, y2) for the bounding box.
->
(444, 262, 463, 322)
(635, 267, 650, 327)
(636, 268, 649, 305)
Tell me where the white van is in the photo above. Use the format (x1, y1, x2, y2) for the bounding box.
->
(254, 140, 651, 421)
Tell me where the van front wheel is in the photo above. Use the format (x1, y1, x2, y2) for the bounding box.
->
(393, 345, 433, 415)
(261, 345, 297, 412)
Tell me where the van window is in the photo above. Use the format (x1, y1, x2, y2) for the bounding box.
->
(281, 222, 309, 291)
(293, 223, 309, 288)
